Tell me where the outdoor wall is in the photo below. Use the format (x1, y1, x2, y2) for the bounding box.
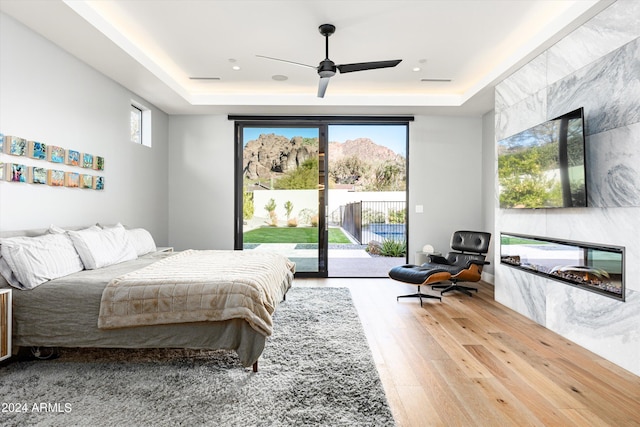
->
(494, 0, 640, 375)
(0, 13, 169, 244)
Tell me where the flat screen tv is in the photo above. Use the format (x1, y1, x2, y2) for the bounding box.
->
(498, 108, 587, 208)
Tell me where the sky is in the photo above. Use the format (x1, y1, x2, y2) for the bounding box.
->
(242, 124, 407, 156)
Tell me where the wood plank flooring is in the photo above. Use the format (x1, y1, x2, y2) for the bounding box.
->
(295, 278, 640, 427)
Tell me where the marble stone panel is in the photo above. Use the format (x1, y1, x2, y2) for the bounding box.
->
(495, 265, 547, 325)
(496, 53, 547, 112)
(495, 209, 547, 237)
(548, 38, 640, 135)
(547, 0, 640, 84)
(546, 284, 640, 376)
(495, 90, 546, 141)
(586, 122, 640, 207)
(545, 206, 640, 293)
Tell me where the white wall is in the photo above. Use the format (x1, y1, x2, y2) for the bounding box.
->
(167, 115, 235, 250)
(408, 116, 484, 257)
(0, 13, 169, 244)
(167, 115, 485, 255)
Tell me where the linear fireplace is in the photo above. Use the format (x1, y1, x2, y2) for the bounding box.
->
(500, 233, 625, 301)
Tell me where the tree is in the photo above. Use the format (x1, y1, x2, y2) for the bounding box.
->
(284, 200, 294, 220)
(368, 160, 406, 191)
(329, 156, 369, 185)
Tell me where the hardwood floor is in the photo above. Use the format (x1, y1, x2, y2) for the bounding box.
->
(294, 278, 640, 427)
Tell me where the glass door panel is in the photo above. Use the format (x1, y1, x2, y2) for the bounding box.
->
(238, 125, 326, 275)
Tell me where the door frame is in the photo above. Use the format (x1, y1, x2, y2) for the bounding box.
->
(231, 115, 414, 278)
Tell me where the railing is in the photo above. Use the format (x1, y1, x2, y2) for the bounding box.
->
(340, 201, 406, 244)
(341, 202, 362, 243)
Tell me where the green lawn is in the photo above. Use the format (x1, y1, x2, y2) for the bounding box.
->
(243, 226, 352, 244)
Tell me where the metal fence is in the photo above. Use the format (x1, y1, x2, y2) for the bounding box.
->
(340, 201, 406, 244)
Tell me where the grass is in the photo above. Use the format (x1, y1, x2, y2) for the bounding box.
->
(243, 226, 352, 244)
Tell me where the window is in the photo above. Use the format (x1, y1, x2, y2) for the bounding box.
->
(130, 101, 152, 147)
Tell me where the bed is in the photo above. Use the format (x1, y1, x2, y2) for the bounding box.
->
(0, 225, 294, 371)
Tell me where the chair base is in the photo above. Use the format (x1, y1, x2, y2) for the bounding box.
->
(432, 282, 478, 297)
(396, 286, 441, 306)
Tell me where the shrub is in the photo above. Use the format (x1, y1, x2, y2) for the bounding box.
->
(362, 208, 385, 225)
(243, 190, 254, 220)
(287, 218, 298, 227)
(298, 208, 316, 225)
(388, 208, 406, 224)
(380, 239, 406, 257)
(310, 215, 319, 227)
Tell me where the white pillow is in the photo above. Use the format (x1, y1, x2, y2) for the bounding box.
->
(127, 228, 157, 256)
(67, 224, 137, 270)
(0, 233, 85, 289)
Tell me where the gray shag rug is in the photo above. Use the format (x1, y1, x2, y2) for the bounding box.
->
(0, 287, 395, 427)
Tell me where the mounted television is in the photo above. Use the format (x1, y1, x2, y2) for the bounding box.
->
(498, 108, 587, 209)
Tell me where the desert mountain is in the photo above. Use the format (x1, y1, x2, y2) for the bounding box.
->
(243, 134, 405, 187)
(329, 138, 403, 164)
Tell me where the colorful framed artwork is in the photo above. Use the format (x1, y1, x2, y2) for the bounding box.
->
(0, 162, 4, 181)
(80, 174, 94, 189)
(47, 170, 65, 186)
(65, 172, 80, 188)
(5, 136, 27, 156)
(82, 153, 93, 169)
(0, 134, 4, 153)
(9, 164, 27, 182)
(93, 156, 104, 171)
(47, 146, 65, 163)
(93, 176, 104, 190)
(29, 167, 48, 184)
(66, 149, 80, 166)
(28, 141, 47, 160)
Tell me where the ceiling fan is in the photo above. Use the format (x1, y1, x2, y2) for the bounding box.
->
(257, 24, 402, 98)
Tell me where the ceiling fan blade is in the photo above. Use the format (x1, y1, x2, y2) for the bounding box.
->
(256, 55, 316, 69)
(317, 77, 330, 98)
(337, 59, 402, 74)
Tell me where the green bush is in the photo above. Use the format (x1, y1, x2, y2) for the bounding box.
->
(243, 190, 254, 220)
(362, 208, 385, 225)
(388, 208, 405, 224)
(380, 239, 406, 257)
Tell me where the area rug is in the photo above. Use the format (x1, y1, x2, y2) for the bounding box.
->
(0, 287, 395, 427)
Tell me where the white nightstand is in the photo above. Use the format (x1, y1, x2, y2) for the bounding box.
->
(0, 288, 11, 361)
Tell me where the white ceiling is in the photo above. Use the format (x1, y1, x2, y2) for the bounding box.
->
(0, 0, 612, 116)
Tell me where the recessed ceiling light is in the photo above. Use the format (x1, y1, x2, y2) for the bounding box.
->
(189, 77, 221, 80)
(272, 75, 288, 81)
(228, 58, 237, 63)
(418, 59, 427, 64)
(232, 65, 241, 71)
(421, 78, 452, 82)
(412, 67, 421, 72)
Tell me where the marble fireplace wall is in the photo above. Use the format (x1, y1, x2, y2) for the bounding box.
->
(494, 0, 640, 376)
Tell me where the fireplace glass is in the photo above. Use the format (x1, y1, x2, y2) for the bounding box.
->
(500, 233, 625, 301)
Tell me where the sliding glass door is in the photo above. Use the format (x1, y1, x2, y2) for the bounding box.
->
(235, 123, 327, 276)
